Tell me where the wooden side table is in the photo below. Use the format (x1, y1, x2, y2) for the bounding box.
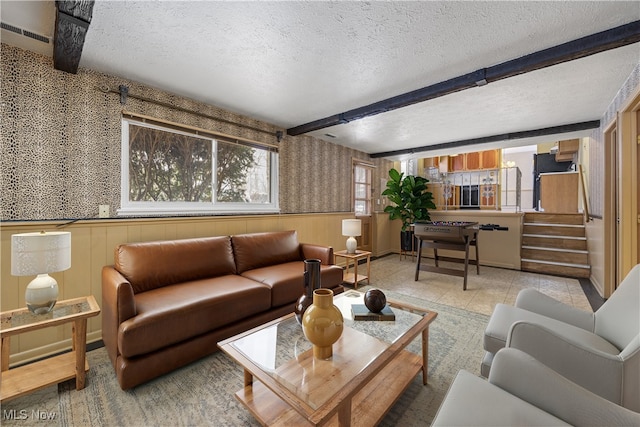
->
(334, 250, 372, 289)
(0, 295, 101, 402)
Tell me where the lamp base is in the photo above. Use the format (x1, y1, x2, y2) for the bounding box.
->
(26, 274, 58, 314)
(346, 236, 357, 254)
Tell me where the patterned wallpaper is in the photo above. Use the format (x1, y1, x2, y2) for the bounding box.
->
(1, 45, 392, 220)
(587, 63, 639, 218)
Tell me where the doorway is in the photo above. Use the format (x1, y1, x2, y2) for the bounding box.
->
(353, 159, 374, 252)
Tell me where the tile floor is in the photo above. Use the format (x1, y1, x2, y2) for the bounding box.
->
(365, 255, 594, 316)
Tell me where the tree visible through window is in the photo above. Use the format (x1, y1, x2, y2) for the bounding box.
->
(129, 124, 213, 202)
(121, 118, 278, 215)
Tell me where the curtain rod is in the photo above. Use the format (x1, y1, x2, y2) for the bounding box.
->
(122, 111, 279, 150)
(97, 85, 284, 142)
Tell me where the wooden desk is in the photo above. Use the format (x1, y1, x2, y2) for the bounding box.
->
(0, 296, 101, 402)
(334, 250, 371, 289)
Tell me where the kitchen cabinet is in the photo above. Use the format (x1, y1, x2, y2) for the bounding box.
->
(555, 139, 579, 162)
(465, 152, 480, 170)
(481, 150, 499, 169)
(450, 155, 465, 171)
(480, 184, 499, 209)
(428, 183, 459, 208)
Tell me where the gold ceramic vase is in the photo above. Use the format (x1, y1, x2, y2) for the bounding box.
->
(302, 288, 344, 359)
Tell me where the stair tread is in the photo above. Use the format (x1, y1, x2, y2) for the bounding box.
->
(522, 234, 586, 240)
(521, 259, 590, 269)
(524, 223, 585, 228)
(522, 246, 588, 254)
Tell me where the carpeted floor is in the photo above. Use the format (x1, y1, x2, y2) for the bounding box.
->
(1, 287, 488, 427)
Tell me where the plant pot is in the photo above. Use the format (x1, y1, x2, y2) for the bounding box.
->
(400, 230, 415, 251)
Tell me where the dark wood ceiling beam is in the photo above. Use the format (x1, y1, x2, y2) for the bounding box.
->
(54, 0, 95, 74)
(287, 21, 640, 136)
(369, 120, 600, 158)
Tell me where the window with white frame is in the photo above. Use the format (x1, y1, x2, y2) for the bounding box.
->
(119, 117, 278, 216)
(353, 161, 373, 215)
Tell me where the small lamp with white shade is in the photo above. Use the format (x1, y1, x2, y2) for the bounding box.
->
(342, 219, 361, 254)
(11, 231, 71, 314)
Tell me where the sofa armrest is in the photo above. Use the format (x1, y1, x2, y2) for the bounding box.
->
(507, 321, 623, 405)
(490, 348, 640, 426)
(301, 243, 334, 265)
(515, 288, 594, 331)
(102, 266, 137, 366)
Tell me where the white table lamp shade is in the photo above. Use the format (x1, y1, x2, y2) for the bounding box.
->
(11, 231, 71, 314)
(342, 219, 362, 254)
(342, 219, 362, 237)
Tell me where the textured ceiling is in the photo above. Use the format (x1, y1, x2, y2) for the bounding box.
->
(2, 1, 639, 159)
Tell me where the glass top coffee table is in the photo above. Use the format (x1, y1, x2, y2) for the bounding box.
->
(218, 290, 437, 426)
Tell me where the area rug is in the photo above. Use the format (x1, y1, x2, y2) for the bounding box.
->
(2, 291, 488, 426)
(1, 290, 488, 427)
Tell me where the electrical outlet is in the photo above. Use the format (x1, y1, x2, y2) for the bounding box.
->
(99, 205, 110, 218)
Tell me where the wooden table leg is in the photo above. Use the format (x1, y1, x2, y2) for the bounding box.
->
(337, 398, 352, 426)
(354, 258, 359, 289)
(366, 255, 371, 286)
(73, 318, 88, 390)
(463, 238, 470, 291)
(1, 337, 10, 371)
(244, 369, 253, 387)
(414, 239, 422, 281)
(475, 233, 480, 275)
(421, 328, 429, 385)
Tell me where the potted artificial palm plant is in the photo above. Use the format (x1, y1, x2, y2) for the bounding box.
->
(382, 168, 436, 252)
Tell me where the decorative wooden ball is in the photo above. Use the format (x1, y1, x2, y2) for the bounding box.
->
(364, 289, 387, 313)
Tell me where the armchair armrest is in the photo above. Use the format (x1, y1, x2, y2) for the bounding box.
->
(490, 348, 640, 426)
(301, 243, 334, 265)
(101, 266, 137, 366)
(515, 288, 594, 331)
(507, 321, 623, 405)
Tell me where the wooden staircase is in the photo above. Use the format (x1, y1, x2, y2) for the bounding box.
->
(521, 213, 590, 278)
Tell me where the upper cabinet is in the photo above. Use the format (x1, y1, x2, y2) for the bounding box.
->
(465, 152, 480, 170)
(555, 139, 579, 162)
(450, 154, 465, 171)
(429, 149, 501, 172)
(481, 150, 499, 169)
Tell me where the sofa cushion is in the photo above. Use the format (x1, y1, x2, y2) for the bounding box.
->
(115, 236, 236, 294)
(118, 275, 271, 358)
(232, 230, 302, 274)
(240, 261, 343, 307)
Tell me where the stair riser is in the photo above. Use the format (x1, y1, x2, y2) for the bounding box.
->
(522, 248, 588, 265)
(523, 225, 585, 237)
(524, 213, 584, 225)
(522, 236, 587, 250)
(521, 261, 590, 278)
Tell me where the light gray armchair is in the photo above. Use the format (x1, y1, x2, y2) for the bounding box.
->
(483, 264, 640, 411)
(433, 348, 640, 426)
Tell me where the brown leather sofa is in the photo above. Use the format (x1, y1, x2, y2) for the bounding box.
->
(102, 230, 344, 389)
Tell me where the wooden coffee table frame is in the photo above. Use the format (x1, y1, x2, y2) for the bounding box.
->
(219, 298, 437, 426)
